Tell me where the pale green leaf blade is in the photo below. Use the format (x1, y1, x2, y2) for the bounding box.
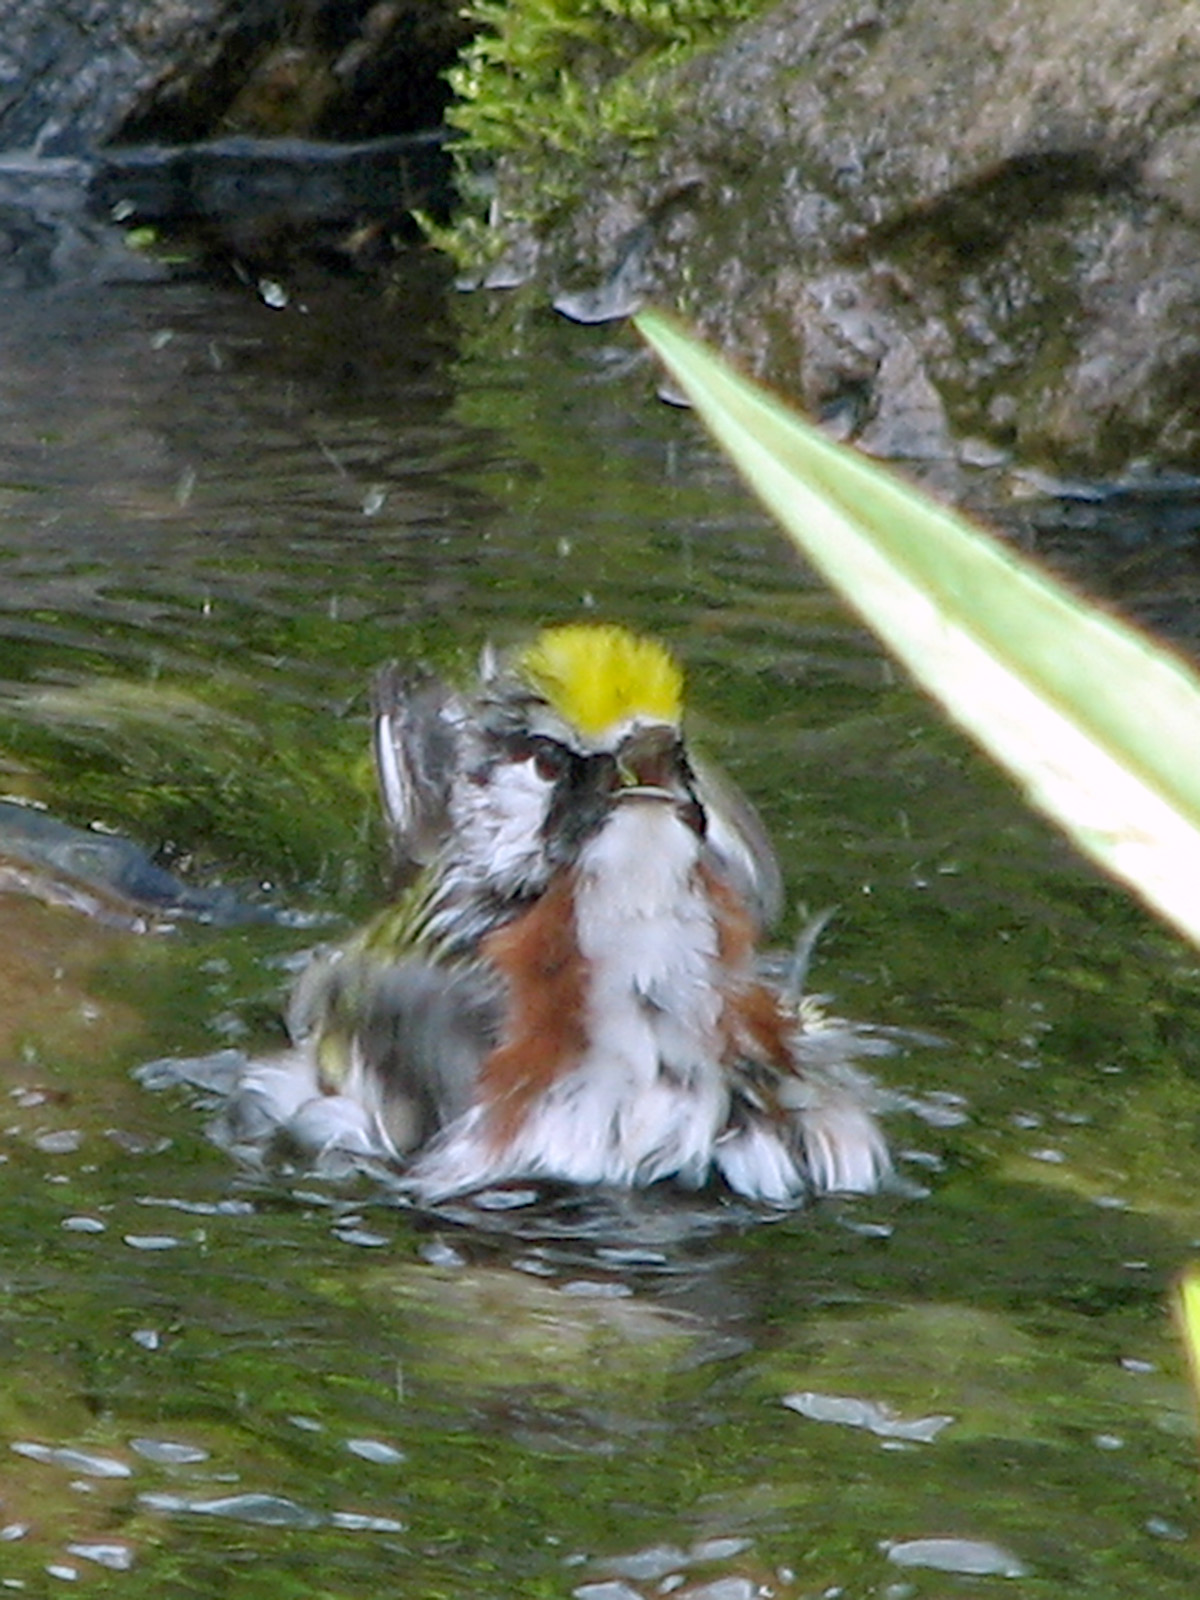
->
(635, 308, 1200, 947)
(1176, 1267, 1200, 1422)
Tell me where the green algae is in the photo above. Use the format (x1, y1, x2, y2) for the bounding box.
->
(439, 0, 773, 256)
(0, 278, 1198, 1596)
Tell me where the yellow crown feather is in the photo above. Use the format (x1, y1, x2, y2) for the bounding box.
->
(519, 623, 683, 740)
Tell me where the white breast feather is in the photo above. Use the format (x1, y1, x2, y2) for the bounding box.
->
(416, 803, 731, 1195)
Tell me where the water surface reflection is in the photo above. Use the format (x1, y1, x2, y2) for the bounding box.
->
(0, 260, 1197, 1595)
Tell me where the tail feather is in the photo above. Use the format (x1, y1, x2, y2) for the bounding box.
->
(783, 1007, 897, 1194)
(795, 1095, 893, 1195)
(713, 1117, 807, 1205)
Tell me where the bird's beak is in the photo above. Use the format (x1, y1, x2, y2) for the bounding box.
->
(614, 723, 679, 795)
(612, 725, 705, 834)
(615, 781, 674, 797)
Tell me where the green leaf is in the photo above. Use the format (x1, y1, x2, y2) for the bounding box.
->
(635, 308, 1200, 948)
(1177, 1268, 1200, 1416)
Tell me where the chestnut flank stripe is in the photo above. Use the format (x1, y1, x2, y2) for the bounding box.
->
(478, 872, 589, 1143)
(700, 861, 794, 1073)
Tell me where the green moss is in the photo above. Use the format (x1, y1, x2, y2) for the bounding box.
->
(438, 0, 774, 259)
(0, 679, 373, 903)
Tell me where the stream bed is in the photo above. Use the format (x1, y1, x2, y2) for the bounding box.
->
(0, 256, 1197, 1595)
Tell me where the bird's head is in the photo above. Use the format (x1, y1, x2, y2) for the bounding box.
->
(375, 622, 781, 933)
(446, 624, 700, 900)
(515, 622, 684, 749)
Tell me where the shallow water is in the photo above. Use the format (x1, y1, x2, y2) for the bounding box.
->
(0, 258, 1198, 1594)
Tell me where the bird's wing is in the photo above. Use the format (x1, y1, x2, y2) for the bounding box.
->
(690, 754, 784, 931)
(371, 664, 465, 882)
(287, 893, 503, 1159)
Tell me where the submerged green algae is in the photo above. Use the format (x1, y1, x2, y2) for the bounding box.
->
(0, 279, 1198, 1595)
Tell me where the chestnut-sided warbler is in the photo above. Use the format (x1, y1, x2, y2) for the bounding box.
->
(228, 623, 893, 1204)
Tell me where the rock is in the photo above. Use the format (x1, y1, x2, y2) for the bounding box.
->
(0, 1, 468, 155)
(488, 0, 1200, 474)
(0, 0, 251, 157)
(88, 132, 452, 263)
(0, 801, 282, 930)
(0, 2, 466, 283)
(0, 152, 165, 288)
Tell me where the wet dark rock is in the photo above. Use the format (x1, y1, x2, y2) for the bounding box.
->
(0, 1, 467, 156)
(1, 1, 272, 157)
(0, 1, 466, 282)
(490, 0, 1200, 475)
(91, 132, 449, 228)
(89, 131, 452, 268)
(0, 801, 279, 931)
(0, 153, 164, 288)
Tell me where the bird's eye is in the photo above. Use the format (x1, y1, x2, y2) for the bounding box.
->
(505, 733, 573, 782)
(529, 737, 571, 782)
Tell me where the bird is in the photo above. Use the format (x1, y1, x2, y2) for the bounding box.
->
(222, 622, 894, 1205)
